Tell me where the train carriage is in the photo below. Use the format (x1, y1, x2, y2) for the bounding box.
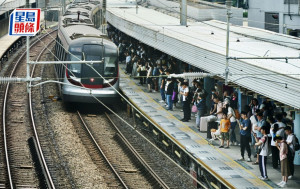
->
(54, 1, 119, 104)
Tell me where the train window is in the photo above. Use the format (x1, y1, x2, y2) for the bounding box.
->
(83, 45, 102, 61)
(68, 52, 82, 77)
(104, 56, 117, 77)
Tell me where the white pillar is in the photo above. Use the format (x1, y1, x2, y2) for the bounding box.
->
(180, 0, 187, 26)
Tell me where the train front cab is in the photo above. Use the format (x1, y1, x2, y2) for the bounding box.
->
(55, 39, 119, 104)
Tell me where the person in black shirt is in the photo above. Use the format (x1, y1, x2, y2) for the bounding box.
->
(166, 78, 174, 110)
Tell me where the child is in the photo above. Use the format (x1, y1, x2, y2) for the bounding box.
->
(219, 113, 231, 149)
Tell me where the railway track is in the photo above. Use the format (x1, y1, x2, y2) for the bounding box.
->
(75, 110, 183, 189)
(1, 30, 56, 189)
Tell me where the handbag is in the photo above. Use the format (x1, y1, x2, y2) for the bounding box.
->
(192, 105, 198, 113)
(172, 91, 176, 101)
(234, 109, 240, 119)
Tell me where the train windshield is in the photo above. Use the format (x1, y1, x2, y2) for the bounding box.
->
(104, 56, 117, 78)
(68, 53, 82, 78)
(81, 45, 104, 85)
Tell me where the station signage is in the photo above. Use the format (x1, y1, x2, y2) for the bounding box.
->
(9, 8, 41, 36)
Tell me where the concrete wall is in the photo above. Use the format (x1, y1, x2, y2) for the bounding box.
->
(248, 0, 300, 34)
(147, 0, 243, 25)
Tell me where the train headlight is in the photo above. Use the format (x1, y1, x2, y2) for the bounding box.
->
(70, 75, 81, 82)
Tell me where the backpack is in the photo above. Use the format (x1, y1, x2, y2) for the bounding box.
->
(186, 87, 194, 102)
(293, 134, 300, 151)
(287, 143, 294, 161)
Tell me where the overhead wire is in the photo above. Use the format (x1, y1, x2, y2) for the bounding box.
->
(35, 27, 208, 188)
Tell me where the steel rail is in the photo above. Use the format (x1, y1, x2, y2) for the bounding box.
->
(105, 112, 170, 189)
(76, 111, 129, 189)
(28, 39, 56, 189)
(2, 30, 57, 189)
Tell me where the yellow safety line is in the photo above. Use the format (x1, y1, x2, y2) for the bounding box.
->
(120, 69, 272, 188)
(138, 83, 272, 188)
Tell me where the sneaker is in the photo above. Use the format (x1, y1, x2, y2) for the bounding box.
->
(159, 100, 165, 103)
(277, 181, 284, 186)
(260, 177, 269, 181)
(247, 158, 251, 162)
(180, 110, 183, 112)
(219, 146, 224, 148)
(258, 176, 264, 179)
(234, 142, 238, 146)
(238, 157, 245, 161)
(288, 175, 293, 180)
(224, 146, 229, 149)
(279, 182, 287, 188)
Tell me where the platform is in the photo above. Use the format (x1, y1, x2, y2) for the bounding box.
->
(119, 64, 300, 189)
(0, 35, 22, 60)
(106, 0, 300, 110)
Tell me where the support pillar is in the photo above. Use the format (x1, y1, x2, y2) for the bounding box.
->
(294, 111, 300, 165)
(237, 88, 242, 113)
(204, 77, 214, 112)
(180, 0, 187, 26)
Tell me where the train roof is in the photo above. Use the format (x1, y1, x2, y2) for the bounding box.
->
(64, 7, 91, 17)
(59, 25, 116, 50)
(73, 0, 100, 5)
(60, 14, 93, 26)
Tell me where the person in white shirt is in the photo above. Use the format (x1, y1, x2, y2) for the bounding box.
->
(180, 82, 190, 122)
(285, 126, 296, 179)
(250, 110, 259, 146)
(254, 126, 269, 180)
(225, 104, 237, 145)
(267, 117, 280, 169)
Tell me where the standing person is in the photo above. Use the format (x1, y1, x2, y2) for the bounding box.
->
(139, 60, 147, 85)
(249, 98, 259, 116)
(172, 79, 179, 107)
(274, 136, 290, 188)
(254, 126, 269, 180)
(226, 104, 237, 146)
(285, 127, 296, 179)
(250, 110, 259, 146)
(165, 78, 174, 111)
(196, 93, 206, 129)
(237, 111, 252, 162)
(253, 112, 266, 165)
(275, 113, 286, 137)
(131, 56, 139, 78)
(180, 82, 190, 122)
(268, 117, 281, 169)
(158, 68, 166, 103)
(152, 63, 159, 92)
(125, 52, 131, 74)
(219, 114, 231, 149)
(146, 63, 153, 92)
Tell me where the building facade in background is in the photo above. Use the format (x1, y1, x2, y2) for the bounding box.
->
(248, 0, 300, 36)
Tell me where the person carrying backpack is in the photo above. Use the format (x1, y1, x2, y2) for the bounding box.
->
(285, 126, 299, 179)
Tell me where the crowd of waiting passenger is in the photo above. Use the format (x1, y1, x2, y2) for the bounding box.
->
(107, 24, 298, 188)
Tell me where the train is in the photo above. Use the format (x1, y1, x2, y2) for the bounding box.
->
(54, 0, 119, 103)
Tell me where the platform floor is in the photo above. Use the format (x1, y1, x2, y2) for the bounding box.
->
(0, 35, 21, 59)
(119, 64, 300, 189)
